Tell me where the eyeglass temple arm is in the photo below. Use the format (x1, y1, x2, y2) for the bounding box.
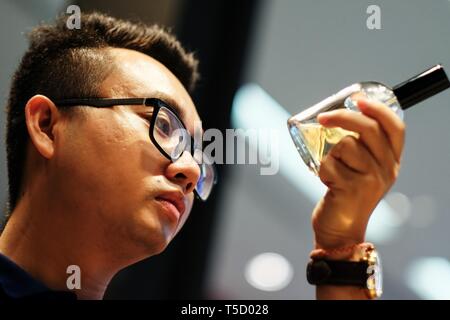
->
(53, 98, 147, 108)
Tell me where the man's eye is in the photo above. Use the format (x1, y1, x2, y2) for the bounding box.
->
(156, 117, 172, 136)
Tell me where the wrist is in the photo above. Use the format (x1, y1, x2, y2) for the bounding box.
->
(310, 242, 375, 262)
(314, 235, 365, 252)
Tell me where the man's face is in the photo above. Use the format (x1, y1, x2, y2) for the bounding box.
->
(53, 48, 201, 259)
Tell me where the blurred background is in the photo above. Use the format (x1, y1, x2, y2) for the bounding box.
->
(1, 0, 449, 299)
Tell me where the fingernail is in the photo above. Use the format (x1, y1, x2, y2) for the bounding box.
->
(355, 97, 370, 108)
(317, 112, 330, 124)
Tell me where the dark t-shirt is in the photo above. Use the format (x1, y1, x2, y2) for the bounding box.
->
(0, 253, 77, 300)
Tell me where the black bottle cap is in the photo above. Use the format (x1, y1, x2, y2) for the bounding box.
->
(393, 64, 450, 110)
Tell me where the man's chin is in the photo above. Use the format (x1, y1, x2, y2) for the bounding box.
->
(124, 232, 170, 262)
(120, 206, 179, 259)
(135, 217, 176, 254)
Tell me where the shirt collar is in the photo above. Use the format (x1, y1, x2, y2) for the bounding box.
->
(0, 253, 76, 299)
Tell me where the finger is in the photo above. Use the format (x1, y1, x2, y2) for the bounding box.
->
(318, 109, 396, 167)
(355, 97, 405, 162)
(319, 151, 358, 190)
(329, 135, 377, 174)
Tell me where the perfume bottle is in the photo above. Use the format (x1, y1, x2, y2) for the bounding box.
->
(287, 65, 450, 175)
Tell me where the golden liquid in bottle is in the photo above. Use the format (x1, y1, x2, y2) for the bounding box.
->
(288, 85, 403, 175)
(298, 123, 359, 168)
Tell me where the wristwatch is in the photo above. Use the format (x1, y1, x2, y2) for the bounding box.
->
(306, 244, 383, 299)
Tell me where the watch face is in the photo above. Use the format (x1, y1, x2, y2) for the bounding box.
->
(366, 249, 383, 298)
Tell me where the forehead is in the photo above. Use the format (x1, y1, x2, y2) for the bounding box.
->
(99, 47, 200, 127)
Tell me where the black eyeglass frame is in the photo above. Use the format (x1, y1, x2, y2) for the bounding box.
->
(53, 97, 217, 201)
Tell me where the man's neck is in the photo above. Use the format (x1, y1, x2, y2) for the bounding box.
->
(0, 191, 120, 300)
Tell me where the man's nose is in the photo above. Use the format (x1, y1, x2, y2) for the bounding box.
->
(165, 151, 200, 194)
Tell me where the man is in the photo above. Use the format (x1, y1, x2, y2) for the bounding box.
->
(0, 12, 404, 300)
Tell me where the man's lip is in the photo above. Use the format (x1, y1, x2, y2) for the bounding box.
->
(155, 192, 186, 217)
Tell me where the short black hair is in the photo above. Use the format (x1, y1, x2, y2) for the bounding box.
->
(5, 12, 199, 213)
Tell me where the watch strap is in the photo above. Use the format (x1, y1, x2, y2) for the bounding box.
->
(306, 259, 369, 287)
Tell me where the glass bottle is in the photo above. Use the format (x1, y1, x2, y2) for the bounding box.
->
(287, 65, 450, 175)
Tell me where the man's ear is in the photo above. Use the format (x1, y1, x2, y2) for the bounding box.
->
(24, 95, 61, 159)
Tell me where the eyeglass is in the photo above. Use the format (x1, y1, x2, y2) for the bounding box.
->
(53, 97, 217, 201)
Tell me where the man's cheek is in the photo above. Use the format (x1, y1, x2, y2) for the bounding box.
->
(173, 199, 194, 238)
(178, 195, 194, 226)
(185, 194, 194, 214)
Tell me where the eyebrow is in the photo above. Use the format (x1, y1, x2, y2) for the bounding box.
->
(145, 92, 203, 136)
(148, 91, 186, 121)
